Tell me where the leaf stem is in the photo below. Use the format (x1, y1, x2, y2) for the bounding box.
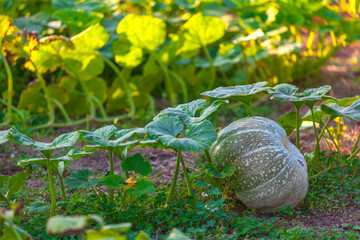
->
(204, 149, 212, 164)
(46, 157, 57, 216)
(58, 175, 67, 202)
(0, 50, 13, 126)
(0, 191, 11, 207)
(310, 107, 320, 163)
(151, 52, 176, 105)
(109, 150, 114, 204)
(247, 104, 255, 117)
(100, 55, 136, 117)
(166, 150, 181, 203)
(202, 44, 216, 90)
(294, 105, 301, 149)
(318, 116, 334, 140)
(352, 133, 360, 154)
(179, 152, 193, 196)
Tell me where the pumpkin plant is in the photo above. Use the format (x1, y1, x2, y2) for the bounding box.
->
(18, 149, 92, 203)
(145, 114, 218, 203)
(5, 127, 80, 216)
(0, 169, 32, 207)
(201, 81, 268, 117)
(78, 125, 145, 203)
(321, 98, 360, 161)
(268, 84, 332, 162)
(113, 13, 187, 105)
(177, 13, 226, 90)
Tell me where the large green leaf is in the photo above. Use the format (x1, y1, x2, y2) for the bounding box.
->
(112, 33, 143, 68)
(5, 169, 32, 198)
(30, 38, 70, 74)
(8, 127, 35, 146)
(66, 149, 93, 161)
(121, 153, 153, 176)
(79, 125, 117, 147)
(277, 111, 302, 136)
(177, 13, 226, 54)
(18, 156, 74, 176)
(321, 99, 360, 121)
(71, 23, 109, 50)
(116, 14, 166, 51)
(268, 84, 332, 108)
(302, 106, 327, 124)
(156, 99, 228, 123)
(201, 82, 268, 105)
(64, 168, 99, 189)
(145, 116, 217, 152)
(204, 163, 236, 179)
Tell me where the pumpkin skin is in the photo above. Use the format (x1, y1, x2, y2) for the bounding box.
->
(210, 117, 308, 211)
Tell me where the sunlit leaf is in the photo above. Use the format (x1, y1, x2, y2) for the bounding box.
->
(128, 179, 155, 197)
(47, 215, 103, 235)
(166, 228, 191, 240)
(99, 175, 123, 189)
(177, 13, 226, 54)
(117, 14, 166, 51)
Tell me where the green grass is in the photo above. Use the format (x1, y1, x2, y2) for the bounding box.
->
(4, 152, 359, 239)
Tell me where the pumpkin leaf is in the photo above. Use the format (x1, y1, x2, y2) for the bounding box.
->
(268, 84, 333, 108)
(121, 153, 153, 176)
(66, 149, 93, 161)
(18, 156, 73, 176)
(145, 116, 217, 152)
(112, 34, 143, 68)
(321, 99, 360, 121)
(99, 175, 124, 189)
(201, 82, 268, 106)
(5, 169, 32, 198)
(101, 223, 132, 233)
(64, 168, 99, 189)
(47, 215, 103, 235)
(8, 127, 35, 146)
(205, 163, 236, 178)
(0, 129, 10, 144)
(30, 38, 70, 74)
(302, 106, 328, 124)
(0, 15, 18, 39)
(323, 95, 360, 106)
(156, 99, 228, 123)
(128, 179, 155, 197)
(116, 14, 166, 51)
(177, 13, 226, 55)
(277, 112, 302, 136)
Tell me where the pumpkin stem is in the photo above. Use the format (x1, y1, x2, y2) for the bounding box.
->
(179, 152, 193, 197)
(166, 150, 181, 203)
(310, 107, 320, 163)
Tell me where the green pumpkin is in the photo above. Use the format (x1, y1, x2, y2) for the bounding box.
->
(210, 117, 308, 211)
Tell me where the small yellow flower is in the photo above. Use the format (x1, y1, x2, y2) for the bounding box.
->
(124, 177, 137, 190)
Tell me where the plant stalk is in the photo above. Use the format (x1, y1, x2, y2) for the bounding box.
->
(204, 149, 212, 164)
(46, 157, 57, 216)
(179, 152, 193, 196)
(166, 150, 181, 203)
(109, 150, 114, 203)
(58, 175, 67, 202)
(294, 105, 301, 149)
(318, 116, 334, 140)
(310, 107, 320, 163)
(202, 44, 216, 90)
(352, 133, 360, 154)
(0, 50, 13, 126)
(101, 55, 136, 117)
